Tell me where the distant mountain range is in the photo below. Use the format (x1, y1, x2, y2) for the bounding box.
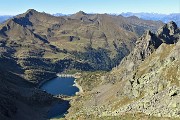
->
(52, 13, 67, 16)
(0, 15, 13, 23)
(121, 12, 180, 27)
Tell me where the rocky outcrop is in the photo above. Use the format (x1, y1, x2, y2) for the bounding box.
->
(157, 21, 179, 44)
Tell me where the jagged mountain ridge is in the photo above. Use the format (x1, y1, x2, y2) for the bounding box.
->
(120, 20, 179, 81)
(110, 21, 179, 81)
(0, 9, 163, 83)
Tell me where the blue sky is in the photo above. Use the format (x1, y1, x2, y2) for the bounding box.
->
(0, 0, 179, 15)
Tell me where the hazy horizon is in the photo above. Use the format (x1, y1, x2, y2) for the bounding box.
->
(0, 0, 179, 15)
(0, 10, 179, 16)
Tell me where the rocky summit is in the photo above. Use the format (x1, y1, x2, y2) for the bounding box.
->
(0, 9, 179, 120)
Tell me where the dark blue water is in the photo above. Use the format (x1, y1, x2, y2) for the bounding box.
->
(47, 101, 70, 118)
(40, 77, 79, 119)
(40, 77, 79, 96)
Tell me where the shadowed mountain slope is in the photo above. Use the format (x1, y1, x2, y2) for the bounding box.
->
(0, 67, 63, 120)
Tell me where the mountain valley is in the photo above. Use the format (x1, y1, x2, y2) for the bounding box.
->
(0, 9, 179, 120)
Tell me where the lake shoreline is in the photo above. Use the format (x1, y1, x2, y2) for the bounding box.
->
(73, 79, 83, 95)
